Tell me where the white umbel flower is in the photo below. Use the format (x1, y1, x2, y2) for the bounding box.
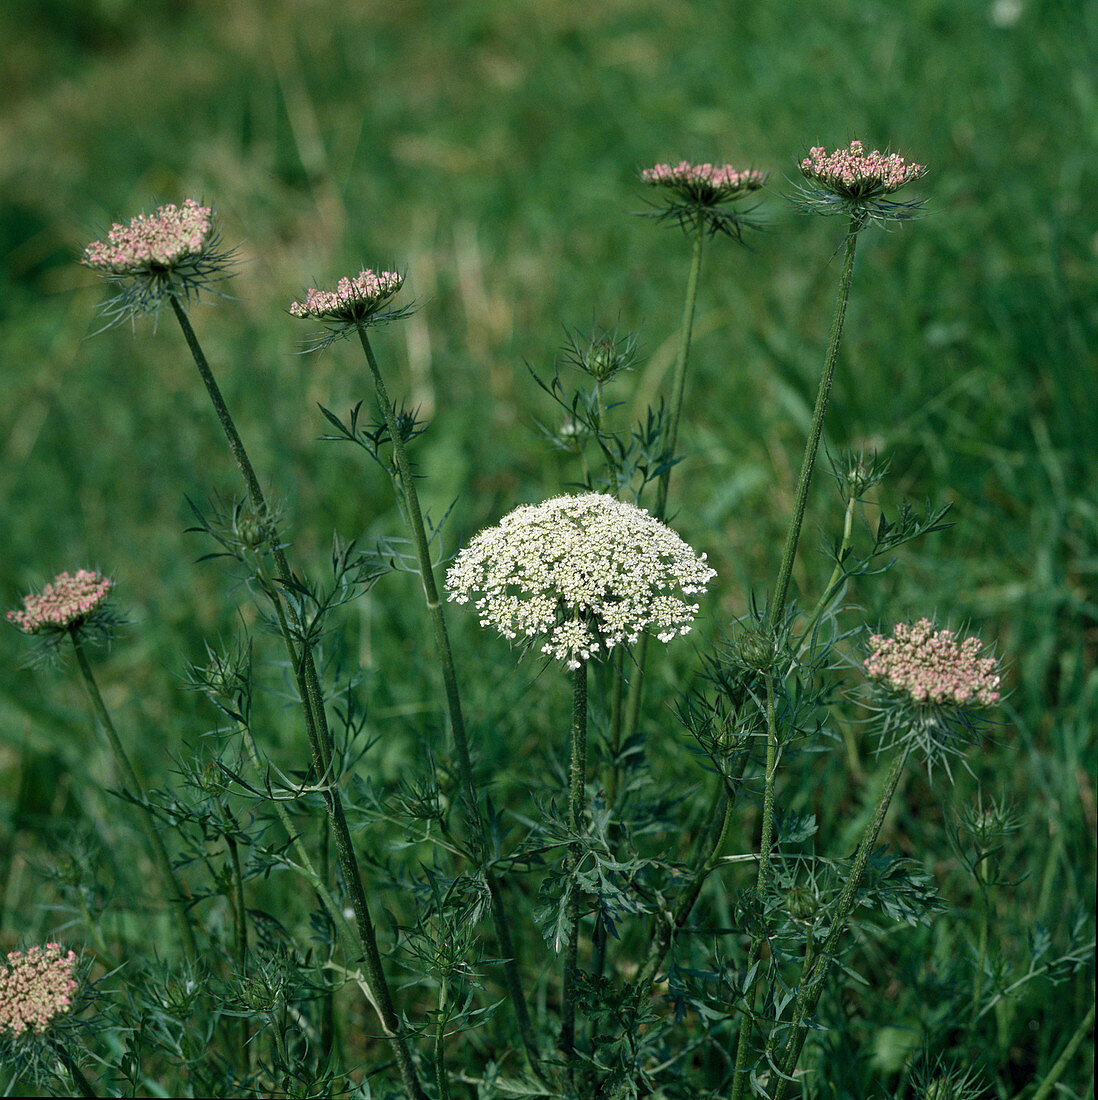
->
(446, 493, 716, 668)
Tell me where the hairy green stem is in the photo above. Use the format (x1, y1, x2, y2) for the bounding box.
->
(621, 208, 708, 749)
(772, 745, 910, 1099)
(356, 326, 541, 1071)
(729, 672, 780, 1100)
(169, 297, 425, 1099)
(769, 221, 860, 629)
(561, 657, 589, 1098)
(70, 635, 198, 962)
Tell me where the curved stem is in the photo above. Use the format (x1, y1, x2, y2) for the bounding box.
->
(769, 221, 860, 629)
(561, 657, 589, 1098)
(70, 634, 198, 962)
(772, 745, 910, 1099)
(1025, 1001, 1095, 1100)
(169, 297, 425, 1099)
(356, 325, 541, 1071)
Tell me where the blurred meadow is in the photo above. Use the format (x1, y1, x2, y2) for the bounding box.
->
(1, 0, 1095, 1092)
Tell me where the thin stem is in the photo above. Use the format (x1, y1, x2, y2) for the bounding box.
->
(621, 208, 707, 747)
(169, 297, 425, 1099)
(70, 634, 199, 962)
(772, 745, 910, 1100)
(655, 207, 706, 522)
(595, 377, 620, 501)
(1025, 1001, 1095, 1100)
(356, 325, 541, 1071)
(225, 824, 251, 1075)
(793, 490, 857, 657)
(769, 221, 860, 629)
(561, 657, 589, 1098)
(729, 672, 780, 1100)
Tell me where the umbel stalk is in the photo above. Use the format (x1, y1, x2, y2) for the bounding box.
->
(168, 294, 427, 1100)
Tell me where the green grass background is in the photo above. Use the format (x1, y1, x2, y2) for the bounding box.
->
(1, 0, 1094, 1091)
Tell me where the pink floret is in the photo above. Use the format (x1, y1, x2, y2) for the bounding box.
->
(801, 140, 924, 195)
(0, 944, 78, 1036)
(864, 619, 1001, 707)
(7, 570, 112, 635)
(83, 200, 213, 273)
(289, 269, 404, 320)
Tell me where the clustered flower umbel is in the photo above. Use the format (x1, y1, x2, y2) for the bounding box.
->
(800, 140, 925, 200)
(82, 199, 214, 274)
(290, 269, 404, 323)
(7, 570, 112, 635)
(0, 944, 78, 1037)
(642, 161, 767, 204)
(446, 493, 716, 669)
(865, 619, 1001, 707)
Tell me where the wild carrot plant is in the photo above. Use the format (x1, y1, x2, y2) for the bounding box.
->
(3, 140, 1093, 1099)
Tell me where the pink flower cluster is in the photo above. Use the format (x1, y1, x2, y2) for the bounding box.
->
(642, 161, 766, 197)
(801, 140, 925, 196)
(865, 619, 1001, 707)
(289, 269, 404, 321)
(0, 944, 78, 1037)
(82, 199, 213, 273)
(7, 570, 112, 635)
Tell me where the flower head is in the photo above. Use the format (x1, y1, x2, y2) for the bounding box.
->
(82, 200, 235, 325)
(290, 269, 411, 348)
(864, 619, 1002, 773)
(446, 492, 716, 669)
(7, 570, 113, 636)
(641, 160, 766, 239)
(865, 619, 1000, 707)
(0, 944, 78, 1037)
(795, 140, 926, 225)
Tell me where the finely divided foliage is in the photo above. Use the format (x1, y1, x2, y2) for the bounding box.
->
(6, 127, 1090, 1099)
(445, 492, 715, 668)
